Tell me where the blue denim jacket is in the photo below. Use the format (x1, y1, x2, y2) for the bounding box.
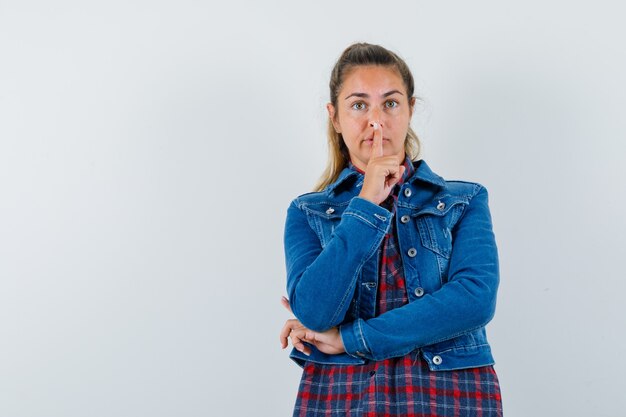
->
(284, 159, 499, 371)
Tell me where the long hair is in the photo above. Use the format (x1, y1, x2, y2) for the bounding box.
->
(313, 43, 421, 192)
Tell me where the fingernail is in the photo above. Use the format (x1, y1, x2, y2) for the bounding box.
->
(372, 122, 379, 130)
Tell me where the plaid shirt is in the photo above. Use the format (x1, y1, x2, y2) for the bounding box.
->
(292, 157, 503, 416)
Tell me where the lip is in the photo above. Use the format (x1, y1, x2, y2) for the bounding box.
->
(363, 137, 390, 143)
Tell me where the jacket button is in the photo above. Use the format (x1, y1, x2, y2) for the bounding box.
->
(404, 188, 412, 198)
(436, 201, 445, 211)
(326, 207, 335, 214)
(433, 355, 443, 365)
(414, 287, 424, 297)
(400, 215, 410, 224)
(407, 248, 417, 257)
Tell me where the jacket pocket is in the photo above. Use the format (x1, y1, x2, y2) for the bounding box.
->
(303, 203, 349, 248)
(413, 197, 469, 259)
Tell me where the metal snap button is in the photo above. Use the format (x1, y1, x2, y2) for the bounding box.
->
(414, 287, 424, 297)
(407, 248, 417, 257)
(433, 355, 443, 365)
(326, 207, 335, 215)
(400, 215, 410, 224)
(436, 201, 445, 211)
(404, 188, 412, 198)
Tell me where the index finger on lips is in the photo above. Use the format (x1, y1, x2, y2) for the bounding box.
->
(370, 121, 384, 158)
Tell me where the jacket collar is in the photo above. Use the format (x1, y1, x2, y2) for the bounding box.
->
(408, 159, 447, 188)
(326, 158, 446, 195)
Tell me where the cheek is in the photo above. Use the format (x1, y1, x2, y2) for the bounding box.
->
(342, 111, 366, 124)
(386, 118, 410, 143)
(389, 111, 411, 129)
(342, 118, 366, 137)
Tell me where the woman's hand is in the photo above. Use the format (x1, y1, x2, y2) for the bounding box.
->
(279, 296, 345, 356)
(358, 122, 405, 205)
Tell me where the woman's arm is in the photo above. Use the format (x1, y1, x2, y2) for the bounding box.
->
(284, 196, 391, 332)
(338, 185, 499, 360)
(285, 125, 406, 332)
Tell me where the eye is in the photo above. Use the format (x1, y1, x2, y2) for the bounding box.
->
(385, 100, 398, 109)
(351, 102, 366, 111)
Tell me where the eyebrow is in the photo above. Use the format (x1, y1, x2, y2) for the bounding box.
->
(344, 90, 404, 100)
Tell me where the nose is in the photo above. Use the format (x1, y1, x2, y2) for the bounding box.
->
(368, 108, 384, 126)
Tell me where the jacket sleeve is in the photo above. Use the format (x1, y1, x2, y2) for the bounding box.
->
(284, 196, 391, 332)
(339, 185, 499, 360)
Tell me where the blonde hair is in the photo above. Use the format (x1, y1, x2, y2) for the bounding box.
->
(313, 43, 421, 192)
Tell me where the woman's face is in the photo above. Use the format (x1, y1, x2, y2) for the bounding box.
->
(327, 65, 415, 171)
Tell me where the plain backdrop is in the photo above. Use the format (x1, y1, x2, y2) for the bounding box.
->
(1, 1, 625, 416)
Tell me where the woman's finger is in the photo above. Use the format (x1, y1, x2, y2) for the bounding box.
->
(279, 318, 298, 348)
(386, 163, 406, 189)
(280, 319, 305, 348)
(289, 327, 312, 355)
(281, 296, 292, 313)
(371, 121, 384, 158)
(279, 319, 312, 355)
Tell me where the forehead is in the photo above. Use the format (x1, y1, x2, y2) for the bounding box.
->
(340, 65, 405, 96)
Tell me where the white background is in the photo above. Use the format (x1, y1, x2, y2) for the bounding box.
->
(1, 1, 625, 416)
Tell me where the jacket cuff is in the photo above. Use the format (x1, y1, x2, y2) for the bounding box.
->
(340, 319, 371, 360)
(343, 197, 392, 233)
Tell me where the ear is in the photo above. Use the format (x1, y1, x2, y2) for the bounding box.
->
(326, 103, 341, 133)
(409, 96, 416, 118)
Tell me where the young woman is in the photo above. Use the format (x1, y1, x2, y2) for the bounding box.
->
(280, 42, 503, 417)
